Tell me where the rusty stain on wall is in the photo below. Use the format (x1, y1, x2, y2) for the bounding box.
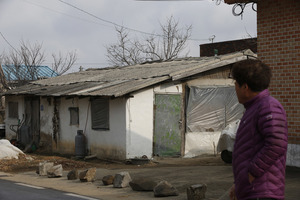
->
(39, 132, 52, 152)
(90, 144, 126, 161)
(54, 140, 75, 155)
(52, 98, 60, 146)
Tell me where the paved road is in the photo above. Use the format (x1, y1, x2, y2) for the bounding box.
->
(0, 179, 100, 200)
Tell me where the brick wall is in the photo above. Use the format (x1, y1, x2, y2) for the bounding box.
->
(257, 0, 300, 144)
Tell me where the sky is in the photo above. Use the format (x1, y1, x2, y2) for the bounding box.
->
(0, 0, 257, 73)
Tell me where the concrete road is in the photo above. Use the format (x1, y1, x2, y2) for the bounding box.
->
(0, 156, 299, 200)
(0, 179, 99, 200)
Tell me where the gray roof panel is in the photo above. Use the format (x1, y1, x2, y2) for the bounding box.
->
(4, 50, 256, 97)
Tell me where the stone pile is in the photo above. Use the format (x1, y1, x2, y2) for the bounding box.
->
(101, 171, 179, 197)
(37, 162, 207, 199)
(37, 161, 63, 178)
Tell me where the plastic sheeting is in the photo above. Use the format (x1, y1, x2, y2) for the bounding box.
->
(184, 131, 221, 158)
(217, 119, 240, 153)
(186, 86, 244, 132)
(0, 139, 24, 160)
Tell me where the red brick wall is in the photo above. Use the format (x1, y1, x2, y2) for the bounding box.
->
(257, 0, 300, 144)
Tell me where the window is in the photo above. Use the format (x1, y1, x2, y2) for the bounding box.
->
(91, 97, 109, 130)
(69, 107, 79, 125)
(8, 102, 18, 119)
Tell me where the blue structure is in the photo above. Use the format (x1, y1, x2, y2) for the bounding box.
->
(1, 65, 58, 81)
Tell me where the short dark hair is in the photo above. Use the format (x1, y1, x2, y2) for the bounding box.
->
(231, 59, 272, 92)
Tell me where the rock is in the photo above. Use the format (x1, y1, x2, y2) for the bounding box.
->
(67, 169, 78, 180)
(153, 180, 179, 197)
(79, 168, 97, 182)
(47, 164, 63, 178)
(129, 177, 158, 191)
(187, 184, 207, 200)
(113, 172, 132, 188)
(38, 161, 54, 176)
(102, 175, 114, 185)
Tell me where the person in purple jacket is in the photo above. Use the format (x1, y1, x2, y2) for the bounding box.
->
(229, 59, 288, 200)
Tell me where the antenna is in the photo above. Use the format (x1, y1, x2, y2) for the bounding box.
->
(209, 35, 216, 43)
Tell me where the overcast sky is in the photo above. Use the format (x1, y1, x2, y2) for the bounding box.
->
(0, 0, 257, 73)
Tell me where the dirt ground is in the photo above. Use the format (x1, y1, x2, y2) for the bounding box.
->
(0, 152, 226, 173)
(0, 153, 299, 200)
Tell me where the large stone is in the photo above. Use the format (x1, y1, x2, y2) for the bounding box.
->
(102, 175, 114, 185)
(129, 177, 158, 191)
(153, 180, 179, 197)
(113, 172, 132, 188)
(47, 164, 63, 178)
(79, 168, 97, 182)
(67, 169, 78, 180)
(187, 184, 207, 200)
(38, 162, 54, 176)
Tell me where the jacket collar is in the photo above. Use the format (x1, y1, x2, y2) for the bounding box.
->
(243, 89, 270, 109)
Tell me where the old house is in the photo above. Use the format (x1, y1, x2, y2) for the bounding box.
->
(3, 50, 254, 160)
(0, 65, 58, 139)
(225, 0, 300, 167)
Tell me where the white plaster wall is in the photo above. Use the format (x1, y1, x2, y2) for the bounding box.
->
(126, 89, 154, 159)
(58, 97, 82, 143)
(39, 98, 54, 137)
(286, 144, 300, 167)
(126, 83, 183, 159)
(187, 78, 234, 87)
(4, 96, 25, 139)
(154, 82, 182, 93)
(87, 97, 127, 160)
(56, 97, 127, 159)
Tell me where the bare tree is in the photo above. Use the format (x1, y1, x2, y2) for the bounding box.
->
(106, 16, 192, 67)
(1, 40, 46, 86)
(52, 50, 77, 75)
(0, 54, 9, 90)
(1, 40, 77, 87)
(106, 27, 144, 66)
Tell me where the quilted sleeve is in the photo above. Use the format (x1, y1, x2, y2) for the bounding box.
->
(248, 100, 288, 178)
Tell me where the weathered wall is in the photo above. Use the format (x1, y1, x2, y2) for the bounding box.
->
(126, 82, 182, 159)
(39, 97, 54, 152)
(126, 89, 154, 159)
(52, 96, 127, 160)
(257, 0, 300, 167)
(4, 96, 25, 140)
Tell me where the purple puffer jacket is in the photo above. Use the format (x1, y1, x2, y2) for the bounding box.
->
(232, 89, 288, 200)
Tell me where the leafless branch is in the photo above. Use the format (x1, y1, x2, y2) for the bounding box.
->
(52, 50, 77, 75)
(106, 16, 192, 66)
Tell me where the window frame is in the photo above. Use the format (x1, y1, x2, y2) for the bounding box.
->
(90, 97, 109, 130)
(8, 101, 18, 119)
(69, 107, 79, 125)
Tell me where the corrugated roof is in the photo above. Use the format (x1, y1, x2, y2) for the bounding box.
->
(1, 65, 58, 81)
(4, 50, 256, 98)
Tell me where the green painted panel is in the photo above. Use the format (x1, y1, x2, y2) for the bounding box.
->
(153, 94, 182, 157)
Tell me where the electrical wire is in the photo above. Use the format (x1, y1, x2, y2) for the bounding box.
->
(23, 0, 113, 29)
(58, 0, 164, 38)
(232, 2, 257, 18)
(0, 32, 20, 55)
(57, 0, 209, 42)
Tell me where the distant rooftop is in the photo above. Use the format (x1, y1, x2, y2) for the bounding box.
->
(1, 65, 58, 81)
